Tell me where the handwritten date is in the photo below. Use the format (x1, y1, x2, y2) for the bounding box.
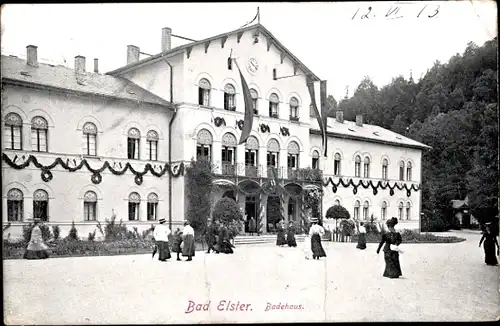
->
(352, 4, 440, 20)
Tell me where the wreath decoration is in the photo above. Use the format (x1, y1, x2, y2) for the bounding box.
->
(41, 169, 53, 182)
(236, 119, 244, 130)
(280, 127, 290, 137)
(134, 174, 143, 186)
(214, 117, 226, 127)
(91, 173, 102, 184)
(260, 123, 270, 133)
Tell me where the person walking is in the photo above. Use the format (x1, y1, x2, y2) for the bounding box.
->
(153, 218, 171, 262)
(249, 216, 256, 236)
(286, 221, 297, 247)
(23, 218, 50, 260)
(376, 217, 403, 278)
(479, 222, 499, 266)
(204, 219, 218, 254)
(182, 221, 195, 261)
(356, 222, 367, 250)
(171, 228, 183, 261)
(309, 218, 327, 260)
(276, 219, 286, 246)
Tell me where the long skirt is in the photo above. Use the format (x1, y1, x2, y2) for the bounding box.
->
(383, 251, 402, 278)
(311, 234, 326, 258)
(156, 240, 171, 261)
(303, 235, 312, 259)
(483, 240, 498, 266)
(287, 231, 297, 247)
(182, 235, 196, 257)
(23, 249, 49, 260)
(276, 231, 286, 246)
(356, 233, 367, 250)
(171, 239, 182, 253)
(218, 240, 234, 254)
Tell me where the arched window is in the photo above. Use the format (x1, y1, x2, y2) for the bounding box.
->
(33, 189, 49, 221)
(196, 129, 213, 162)
(4, 112, 23, 150)
(289, 97, 299, 121)
(250, 88, 259, 114)
(334, 153, 341, 176)
(245, 136, 259, 177)
(363, 201, 369, 220)
(363, 157, 371, 178)
(127, 128, 141, 160)
(399, 160, 405, 181)
(406, 202, 411, 220)
(334, 199, 341, 206)
(354, 155, 361, 177)
(398, 202, 404, 220)
(83, 122, 97, 156)
(198, 78, 211, 106)
(287, 141, 300, 169)
(147, 193, 159, 221)
(382, 158, 389, 180)
(269, 93, 279, 118)
(83, 191, 97, 221)
(146, 130, 159, 161)
(354, 200, 360, 220)
(267, 138, 280, 177)
(223, 83, 236, 111)
(312, 150, 319, 170)
(31, 116, 48, 152)
(381, 201, 387, 220)
(221, 133, 237, 175)
(406, 162, 412, 181)
(7, 188, 23, 221)
(128, 192, 141, 221)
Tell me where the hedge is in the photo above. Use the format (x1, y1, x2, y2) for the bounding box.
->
(351, 230, 466, 243)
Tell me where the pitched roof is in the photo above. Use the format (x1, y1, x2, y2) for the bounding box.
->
(106, 23, 321, 81)
(310, 117, 431, 150)
(1, 55, 173, 108)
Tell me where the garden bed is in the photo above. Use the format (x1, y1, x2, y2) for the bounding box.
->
(350, 231, 466, 244)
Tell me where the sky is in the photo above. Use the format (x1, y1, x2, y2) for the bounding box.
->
(1, 1, 497, 100)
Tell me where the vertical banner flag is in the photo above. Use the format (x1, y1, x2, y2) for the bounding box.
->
(320, 80, 328, 157)
(234, 58, 254, 145)
(307, 77, 327, 157)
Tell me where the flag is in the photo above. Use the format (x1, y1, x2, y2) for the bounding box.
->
(234, 58, 254, 145)
(320, 80, 328, 157)
(307, 78, 327, 157)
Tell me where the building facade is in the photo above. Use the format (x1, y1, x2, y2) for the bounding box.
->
(2, 23, 429, 239)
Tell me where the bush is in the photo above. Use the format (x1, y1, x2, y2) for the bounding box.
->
(422, 214, 447, 232)
(22, 223, 52, 242)
(186, 158, 213, 235)
(104, 214, 128, 241)
(364, 222, 380, 234)
(67, 221, 79, 241)
(212, 197, 245, 237)
(52, 225, 61, 240)
(351, 229, 466, 243)
(340, 219, 355, 236)
(88, 230, 96, 241)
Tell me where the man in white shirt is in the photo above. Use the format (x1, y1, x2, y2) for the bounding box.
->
(153, 218, 172, 262)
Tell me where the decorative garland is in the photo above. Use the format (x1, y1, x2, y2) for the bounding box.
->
(214, 117, 226, 127)
(236, 119, 244, 131)
(280, 127, 290, 137)
(260, 123, 270, 133)
(322, 177, 420, 197)
(2, 153, 185, 186)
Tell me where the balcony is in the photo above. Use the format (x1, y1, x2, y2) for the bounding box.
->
(287, 168, 323, 181)
(213, 162, 322, 182)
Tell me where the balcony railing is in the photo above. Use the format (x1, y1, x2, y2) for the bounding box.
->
(214, 162, 321, 181)
(288, 168, 323, 181)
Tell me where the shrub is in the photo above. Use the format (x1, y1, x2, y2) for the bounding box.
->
(52, 225, 61, 240)
(365, 222, 380, 234)
(340, 219, 355, 236)
(88, 230, 96, 241)
(422, 214, 447, 232)
(186, 158, 213, 235)
(104, 214, 128, 241)
(67, 221, 79, 241)
(22, 223, 52, 242)
(212, 197, 245, 237)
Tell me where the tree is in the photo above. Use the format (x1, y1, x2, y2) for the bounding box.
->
(212, 197, 245, 238)
(325, 205, 351, 241)
(186, 158, 213, 235)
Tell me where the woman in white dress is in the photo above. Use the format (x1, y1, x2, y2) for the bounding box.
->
(309, 218, 327, 260)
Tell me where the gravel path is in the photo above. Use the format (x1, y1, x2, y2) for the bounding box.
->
(4, 231, 499, 324)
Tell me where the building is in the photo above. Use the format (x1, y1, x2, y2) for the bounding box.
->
(1, 23, 429, 239)
(450, 196, 479, 227)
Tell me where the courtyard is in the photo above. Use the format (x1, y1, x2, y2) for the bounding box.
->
(3, 231, 499, 324)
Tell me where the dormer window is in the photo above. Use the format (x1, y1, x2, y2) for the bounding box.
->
(223, 84, 236, 111)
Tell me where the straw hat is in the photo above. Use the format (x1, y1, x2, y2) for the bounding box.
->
(159, 218, 166, 224)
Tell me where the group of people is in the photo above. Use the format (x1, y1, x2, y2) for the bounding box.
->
(203, 219, 235, 254)
(275, 220, 298, 247)
(152, 219, 195, 262)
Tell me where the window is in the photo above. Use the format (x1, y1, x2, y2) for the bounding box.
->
(354, 155, 361, 177)
(289, 97, 299, 120)
(33, 189, 49, 221)
(7, 188, 23, 221)
(198, 78, 211, 106)
(334, 199, 340, 206)
(406, 202, 411, 220)
(363, 201, 369, 220)
(287, 141, 300, 170)
(82, 122, 97, 156)
(267, 138, 280, 177)
(250, 88, 259, 114)
(147, 193, 159, 221)
(31, 116, 48, 152)
(245, 136, 259, 177)
(354, 200, 360, 220)
(146, 130, 159, 161)
(269, 93, 279, 117)
(363, 157, 370, 178)
(381, 201, 387, 220)
(127, 128, 140, 160)
(334, 153, 341, 176)
(128, 192, 140, 221)
(196, 129, 213, 162)
(399, 161, 405, 181)
(382, 158, 388, 180)
(312, 150, 319, 169)
(4, 112, 23, 150)
(398, 202, 404, 220)
(406, 162, 412, 181)
(221, 133, 237, 175)
(83, 191, 97, 221)
(223, 84, 236, 111)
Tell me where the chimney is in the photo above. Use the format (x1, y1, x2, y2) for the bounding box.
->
(74, 55, 86, 73)
(127, 45, 140, 64)
(336, 111, 344, 123)
(356, 115, 363, 127)
(93, 58, 99, 73)
(162, 27, 172, 52)
(26, 45, 38, 67)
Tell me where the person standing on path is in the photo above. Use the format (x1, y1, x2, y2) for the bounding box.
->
(376, 217, 403, 278)
(23, 218, 50, 260)
(356, 222, 367, 250)
(309, 218, 327, 260)
(182, 221, 195, 261)
(171, 228, 183, 261)
(249, 216, 256, 236)
(286, 221, 297, 247)
(276, 219, 286, 246)
(153, 218, 171, 262)
(204, 219, 218, 254)
(479, 222, 499, 266)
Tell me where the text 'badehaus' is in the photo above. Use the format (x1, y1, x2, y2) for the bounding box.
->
(1, 22, 429, 238)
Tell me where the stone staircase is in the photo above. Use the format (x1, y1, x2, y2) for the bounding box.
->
(233, 234, 308, 245)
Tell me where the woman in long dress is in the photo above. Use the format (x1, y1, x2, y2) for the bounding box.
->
(479, 222, 499, 266)
(286, 221, 297, 247)
(182, 221, 195, 261)
(24, 218, 50, 260)
(276, 220, 286, 246)
(309, 218, 327, 259)
(153, 218, 171, 262)
(356, 222, 367, 250)
(376, 217, 403, 278)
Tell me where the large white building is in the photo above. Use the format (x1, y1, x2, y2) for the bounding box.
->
(1, 23, 429, 239)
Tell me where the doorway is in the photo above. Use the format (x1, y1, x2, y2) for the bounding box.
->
(288, 197, 297, 223)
